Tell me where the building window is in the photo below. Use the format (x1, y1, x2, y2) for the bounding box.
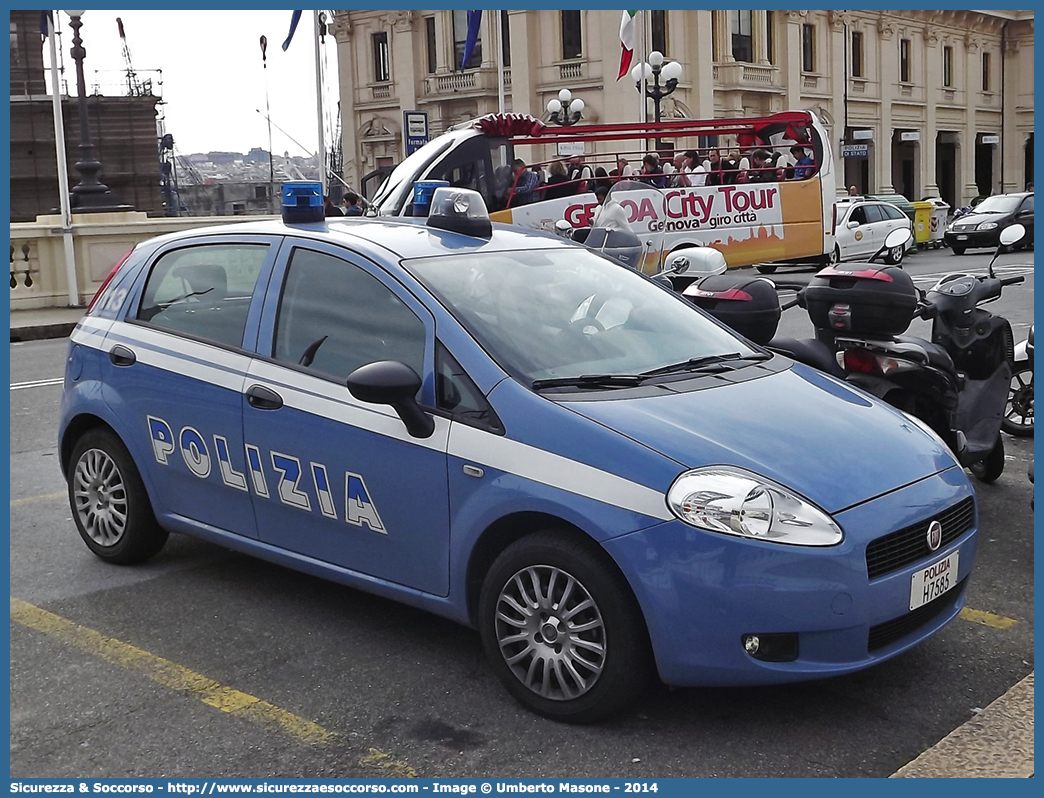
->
(900, 38, 911, 82)
(561, 11, 581, 59)
(453, 10, 481, 70)
(711, 13, 719, 62)
(766, 11, 775, 65)
(943, 45, 953, 87)
(851, 31, 863, 78)
(425, 17, 436, 74)
(982, 51, 990, 91)
(651, 10, 667, 55)
(731, 10, 753, 63)
(802, 24, 815, 72)
(501, 10, 511, 68)
(372, 32, 390, 82)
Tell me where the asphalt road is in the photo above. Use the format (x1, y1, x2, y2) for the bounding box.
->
(9, 248, 1034, 777)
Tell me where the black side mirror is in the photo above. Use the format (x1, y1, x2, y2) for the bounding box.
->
(347, 361, 435, 438)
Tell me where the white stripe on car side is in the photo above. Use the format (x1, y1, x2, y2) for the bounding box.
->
(448, 422, 673, 522)
(77, 321, 672, 522)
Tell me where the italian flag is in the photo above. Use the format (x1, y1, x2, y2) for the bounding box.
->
(618, 10, 638, 80)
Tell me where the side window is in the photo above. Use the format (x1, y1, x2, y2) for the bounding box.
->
(137, 243, 268, 348)
(274, 248, 426, 382)
(848, 207, 868, 225)
(426, 136, 504, 212)
(1020, 195, 1033, 214)
(436, 341, 501, 431)
(863, 204, 885, 224)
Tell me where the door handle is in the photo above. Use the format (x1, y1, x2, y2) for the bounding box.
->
(246, 384, 283, 410)
(109, 345, 136, 367)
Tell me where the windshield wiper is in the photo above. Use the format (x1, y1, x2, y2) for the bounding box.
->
(532, 374, 644, 390)
(639, 352, 771, 378)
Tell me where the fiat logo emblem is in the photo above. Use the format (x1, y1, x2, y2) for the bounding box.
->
(926, 520, 943, 552)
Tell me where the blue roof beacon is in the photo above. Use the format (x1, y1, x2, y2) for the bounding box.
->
(281, 181, 325, 224)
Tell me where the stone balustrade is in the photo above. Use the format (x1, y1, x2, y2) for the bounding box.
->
(9, 211, 277, 311)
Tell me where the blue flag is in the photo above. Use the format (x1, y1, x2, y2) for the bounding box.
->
(281, 10, 302, 51)
(460, 10, 481, 70)
(40, 10, 53, 37)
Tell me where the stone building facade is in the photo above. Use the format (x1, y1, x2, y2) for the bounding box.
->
(331, 9, 1033, 208)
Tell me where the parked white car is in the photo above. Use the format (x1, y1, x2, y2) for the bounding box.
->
(833, 199, 914, 265)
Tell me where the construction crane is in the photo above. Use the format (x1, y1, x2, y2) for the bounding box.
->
(116, 17, 147, 96)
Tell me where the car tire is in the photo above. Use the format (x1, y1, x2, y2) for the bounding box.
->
(969, 435, 1005, 483)
(756, 264, 778, 274)
(68, 427, 169, 564)
(1001, 364, 1033, 437)
(885, 243, 905, 265)
(951, 245, 966, 256)
(478, 530, 654, 723)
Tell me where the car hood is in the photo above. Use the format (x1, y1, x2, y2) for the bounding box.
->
(954, 211, 1010, 225)
(562, 364, 959, 514)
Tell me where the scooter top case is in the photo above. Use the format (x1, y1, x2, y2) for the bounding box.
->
(684, 274, 781, 345)
(805, 264, 917, 336)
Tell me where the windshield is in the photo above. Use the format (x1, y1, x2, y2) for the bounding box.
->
(404, 247, 757, 385)
(973, 195, 1022, 214)
(370, 138, 456, 214)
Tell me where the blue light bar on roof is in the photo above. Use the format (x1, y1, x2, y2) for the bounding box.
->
(282, 181, 324, 224)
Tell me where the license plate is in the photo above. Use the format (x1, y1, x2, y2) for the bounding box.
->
(909, 551, 959, 610)
(956, 234, 968, 241)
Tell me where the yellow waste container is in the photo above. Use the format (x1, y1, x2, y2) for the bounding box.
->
(912, 201, 934, 245)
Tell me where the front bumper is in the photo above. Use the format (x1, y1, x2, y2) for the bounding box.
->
(944, 228, 999, 249)
(603, 466, 976, 686)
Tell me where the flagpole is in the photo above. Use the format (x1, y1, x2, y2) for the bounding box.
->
(47, 11, 79, 306)
(314, 10, 326, 198)
(634, 10, 643, 148)
(495, 11, 505, 114)
(261, 37, 276, 214)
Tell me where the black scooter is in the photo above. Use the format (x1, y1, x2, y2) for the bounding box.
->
(1003, 323, 1033, 437)
(832, 225, 1026, 482)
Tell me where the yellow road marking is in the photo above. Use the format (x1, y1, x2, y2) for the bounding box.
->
(10, 598, 335, 746)
(959, 607, 1019, 629)
(359, 748, 418, 778)
(10, 491, 66, 508)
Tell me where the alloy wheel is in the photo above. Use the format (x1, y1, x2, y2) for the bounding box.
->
(72, 448, 128, 547)
(494, 564, 607, 701)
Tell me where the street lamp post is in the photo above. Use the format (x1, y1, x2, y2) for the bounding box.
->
(65, 10, 129, 212)
(546, 89, 585, 126)
(631, 51, 683, 152)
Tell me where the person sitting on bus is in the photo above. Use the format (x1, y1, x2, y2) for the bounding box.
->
(689, 164, 708, 187)
(668, 153, 691, 187)
(594, 167, 613, 191)
(510, 158, 540, 206)
(610, 156, 633, 178)
(591, 184, 632, 231)
(790, 146, 815, 179)
(749, 149, 777, 183)
(639, 154, 668, 188)
(542, 159, 574, 200)
(704, 149, 724, 186)
(568, 155, 594, 192)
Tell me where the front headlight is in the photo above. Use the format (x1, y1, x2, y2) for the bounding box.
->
(977, 221, 998, 230)
(666, 467, 843, 546)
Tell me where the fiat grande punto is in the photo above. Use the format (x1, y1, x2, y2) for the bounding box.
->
(59, 184, 978, 722)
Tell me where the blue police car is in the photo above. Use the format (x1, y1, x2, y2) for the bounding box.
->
(60, 182, 977, 722)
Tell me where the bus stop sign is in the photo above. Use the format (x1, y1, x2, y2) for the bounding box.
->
(404, 111, 430, 157)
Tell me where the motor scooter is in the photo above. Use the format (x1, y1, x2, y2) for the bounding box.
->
(678, 232, 922, 378)
(833, 225, 1027, 482)
(1003, 323, 1033, 437)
